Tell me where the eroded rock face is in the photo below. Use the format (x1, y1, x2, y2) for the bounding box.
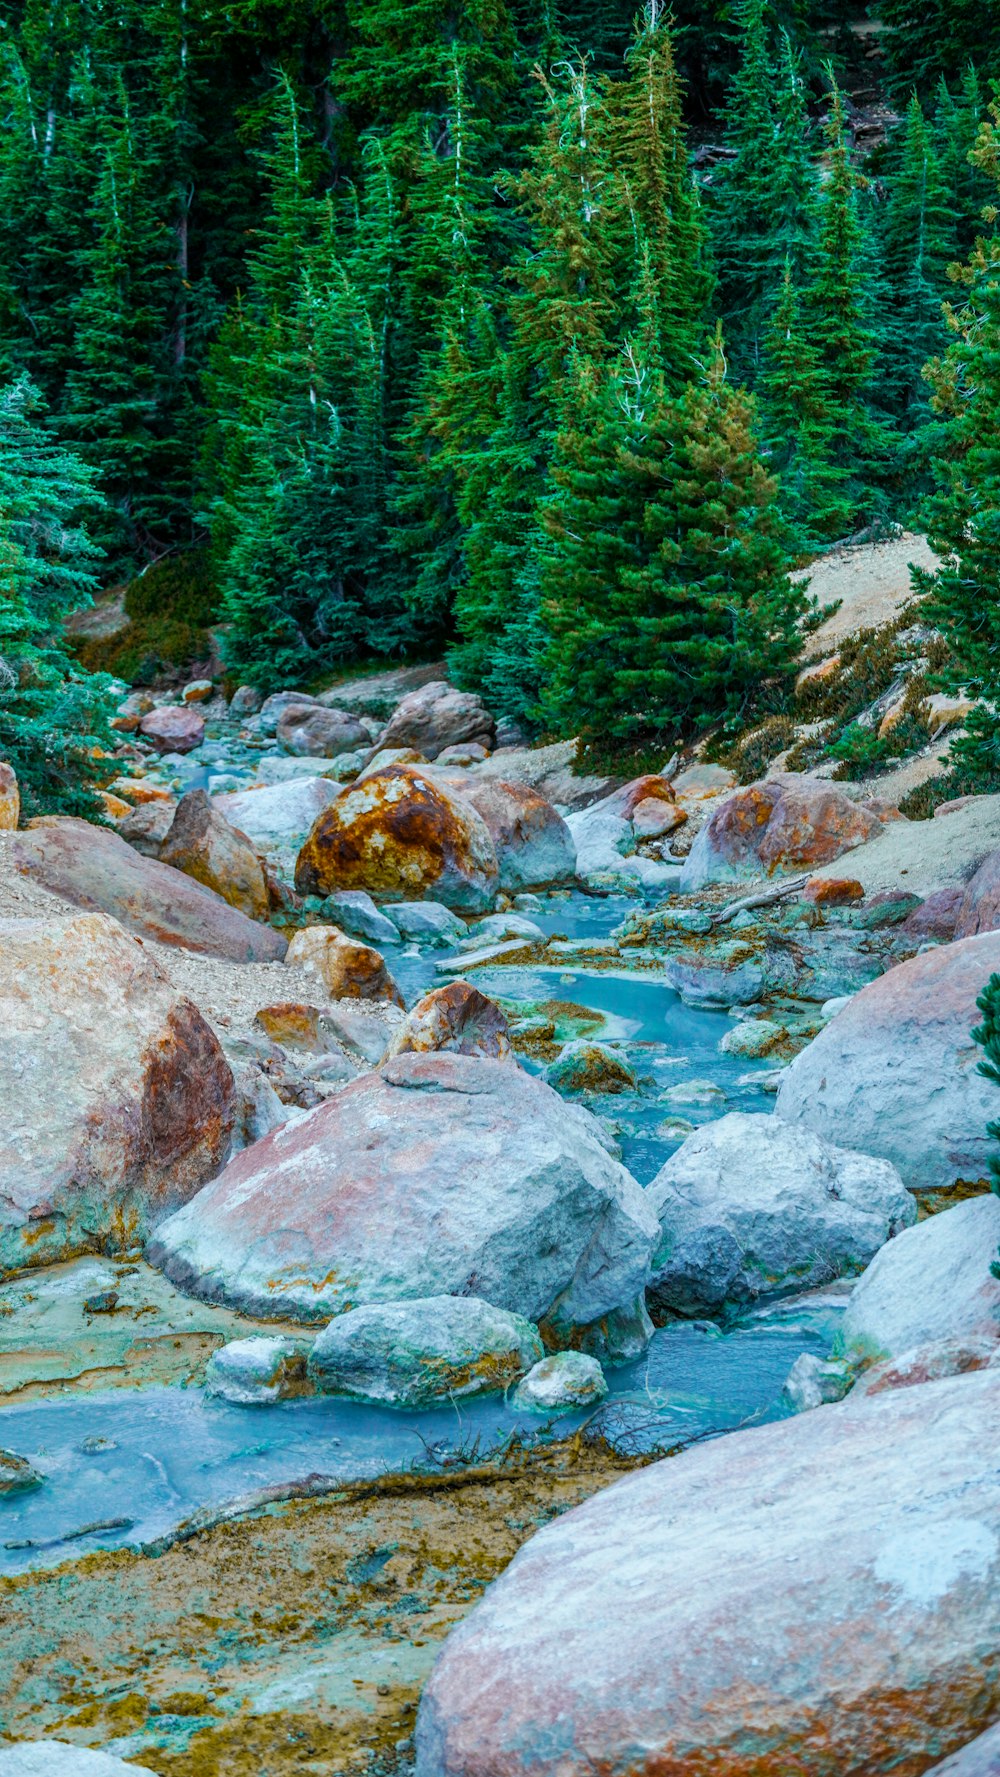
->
(0, 761, 19, 829)
(275, 703, 369, 758)
(137, 705, 205, 754)
(295, 766, 499, 913)
(159, 790, 268, 922)
(646, 1112, 915, 1318)
(379, 680, 495, 760)
(454, 778, 576, 892)
(12, 818, 286, 962)
(148, 1052, 657, 1355)
(0, 912, 235, 1272)
(308, 1295, 543, 1406)
(214, 777, 340, 876)
(837, 1194, 1000, 1367)
(415, 1366, 1000, 1777)
(383, 981, 512, 1062)
(284, 924, 403, 1005)
(775, 933, 1000, 1195)
(681, 774, 881, 892)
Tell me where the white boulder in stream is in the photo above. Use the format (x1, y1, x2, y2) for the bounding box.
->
(204, 1335, 307, 1405)
(646, 1112, 915, 1318)
(0, 912, 235, 1273)
(514, 1351, 607, 1413)
(309, 1296, 544, 1406)
(148, 1053, 658, 1359)
(0, 1746, 155, 1774)
(415, 1366, 1000, 1776)
(775, 932, 1000, 1196)
(837, 1193, 1000, 1367)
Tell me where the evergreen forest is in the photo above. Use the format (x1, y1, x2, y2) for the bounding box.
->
(3, 0, 1000, 801)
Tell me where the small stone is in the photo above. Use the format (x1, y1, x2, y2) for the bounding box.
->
(323, 889, 401, 947)
(383, 901, 465, 947)
(718, 1019, 785, 1059)
(229, 684, 264, 717)
(545, 1041, 638, 1097)
(83, 1289, 119, 1315)
(656, 1115, 695, 1139)
(0, 1448, 43, 1496)
(308, 1295, 544, 1407)
(662, 1078, 725, 1106)
(781, 1351, 853, 1413)
(182, 679, 214, 703)
(514, 1351, 608, 1413)
(78, 1436, 119, 1454)
(803, 877, 864, 906)
(204, 1336, 308, 1405)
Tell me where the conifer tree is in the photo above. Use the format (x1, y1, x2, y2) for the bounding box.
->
(759, 260, 850, 543)
(0, 375, 112, 816)
(933, 68, 993, 258)
(882, 95, 954, 426)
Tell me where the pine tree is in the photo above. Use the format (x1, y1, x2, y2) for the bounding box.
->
(878, 0, 1000, 99)
(882, 95, 954, 426)
(933, 67, 993, 259)
(759, 260, 851, 543)
(0, 375, 113, 816)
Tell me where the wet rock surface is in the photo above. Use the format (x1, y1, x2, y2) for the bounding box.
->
(308, 1295, 544, 1406)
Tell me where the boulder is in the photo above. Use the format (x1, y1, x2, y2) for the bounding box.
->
(837, 1194, 1000, 1367)
(453, 778, 576, 892)
(514, 1351, 607, 1413)
(900, 887, 963, 943)
(12, 818, 286, 962)
(0, 1746, 154, 1775)
(275, 703, 369, 758)
(383, 982, 512, 1062)
(204, 1335, 308, 1404)
(544, 1042, 638, 1096)
(803, 875, 864, 906)
(257, 691, 321, 736)
(158, 789, 269, 922)
(568, 776, 686, 885)
(957, 849, 1000, 939)
(0, 761, 19, 830)
(214, 777, 340, 875)
(774, 933, 1000, 1195)
(475, 739, 619, 813)
(379, 680, 495, 760)
(295, 766, 499, 913)
(646, 1112, 915, 1319)
(853, 1338, 999, 1401)
(681, 773, 881, 892)
(148, 1052, 658, 1357)
(0, 1448, 43, 1495)
(314, 662, 445, 722)
(137, 705, 205, 754)
(470, 912, 545, 945)
(923, 1723, 1000, 1776)
(781, 1351, 853, 1412)
(415, 1366, 1000, 1777)
(384, 901, 465, 946)
(308, 1295, 544, 1406)
(321, 889, 400, 946)
(284, 925, 403, 1006)
(0, 912, 235, 1272)
(228, 684, 263, 717)
(181, 678, 214, 703)
(116, 800, 177, 858)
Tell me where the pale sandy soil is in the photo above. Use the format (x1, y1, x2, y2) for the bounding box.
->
(797, 530, 941, 653)
(810, 792, 1000, 899)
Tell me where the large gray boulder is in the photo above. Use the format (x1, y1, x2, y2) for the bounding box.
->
(378, 680, 495, 760)
(0, 912, 235, 1273)
(12, 818, 285, 961)
(275, 703, 368, 758)
(308, 1295, 543, 1406)
(443, 776, 576, 892)
(0, 1746, 153, 1775)
(775, 933, 1000, 1195)
(415, 1366, 1000, 1777)
(213, 777, 340, 876)
(646, 1112, 915, 1318)
(837, 1194, 1000, 1367)
(148, 1053, 657, 1359)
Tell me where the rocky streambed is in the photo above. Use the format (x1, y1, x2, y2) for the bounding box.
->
(3, 671, 1000, 1774)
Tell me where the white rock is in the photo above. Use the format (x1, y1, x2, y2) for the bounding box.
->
(838, 1194, 1000, 1366)
(204, 1335, 306, 1404)
(214, 777, 340, 874)
(781, 1350, 853, 1412)
(514, 1351, 607, 1413)
(309, 1296, 543, 1406)
(647, 1111, 916, 1318)
(383, 901, 465, 946)
(0, 1745, 154, 1774)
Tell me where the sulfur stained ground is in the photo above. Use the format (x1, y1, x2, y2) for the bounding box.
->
(0, 1442, 634, 1775)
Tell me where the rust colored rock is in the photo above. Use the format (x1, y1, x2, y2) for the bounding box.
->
(0, 911, 235, 1273)
(415, 1367, 1000, 1777)
(12, 817, 286, 961)
(956, 849, 1000, 939)
(295, 765, 499, 913)
(99, 790, 133, 819)
(796, 652, 840, 691)
(254, 1001, 335, 1052)
(275, 703, 369, 758)
(631, 795, 687, 839)
(159, 789, 269, 922)
(285, 923, 404, 1005)
(379, 680, 496, 761)
(803, 875, 864, 906)
(138, 705, 206, 754)
(108, 777, 174, 806)
(682, 773, 881, 891)
(383, 981, 512, 1063)
(0, 761, 19, 830)
(117, 800, 177, 858)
